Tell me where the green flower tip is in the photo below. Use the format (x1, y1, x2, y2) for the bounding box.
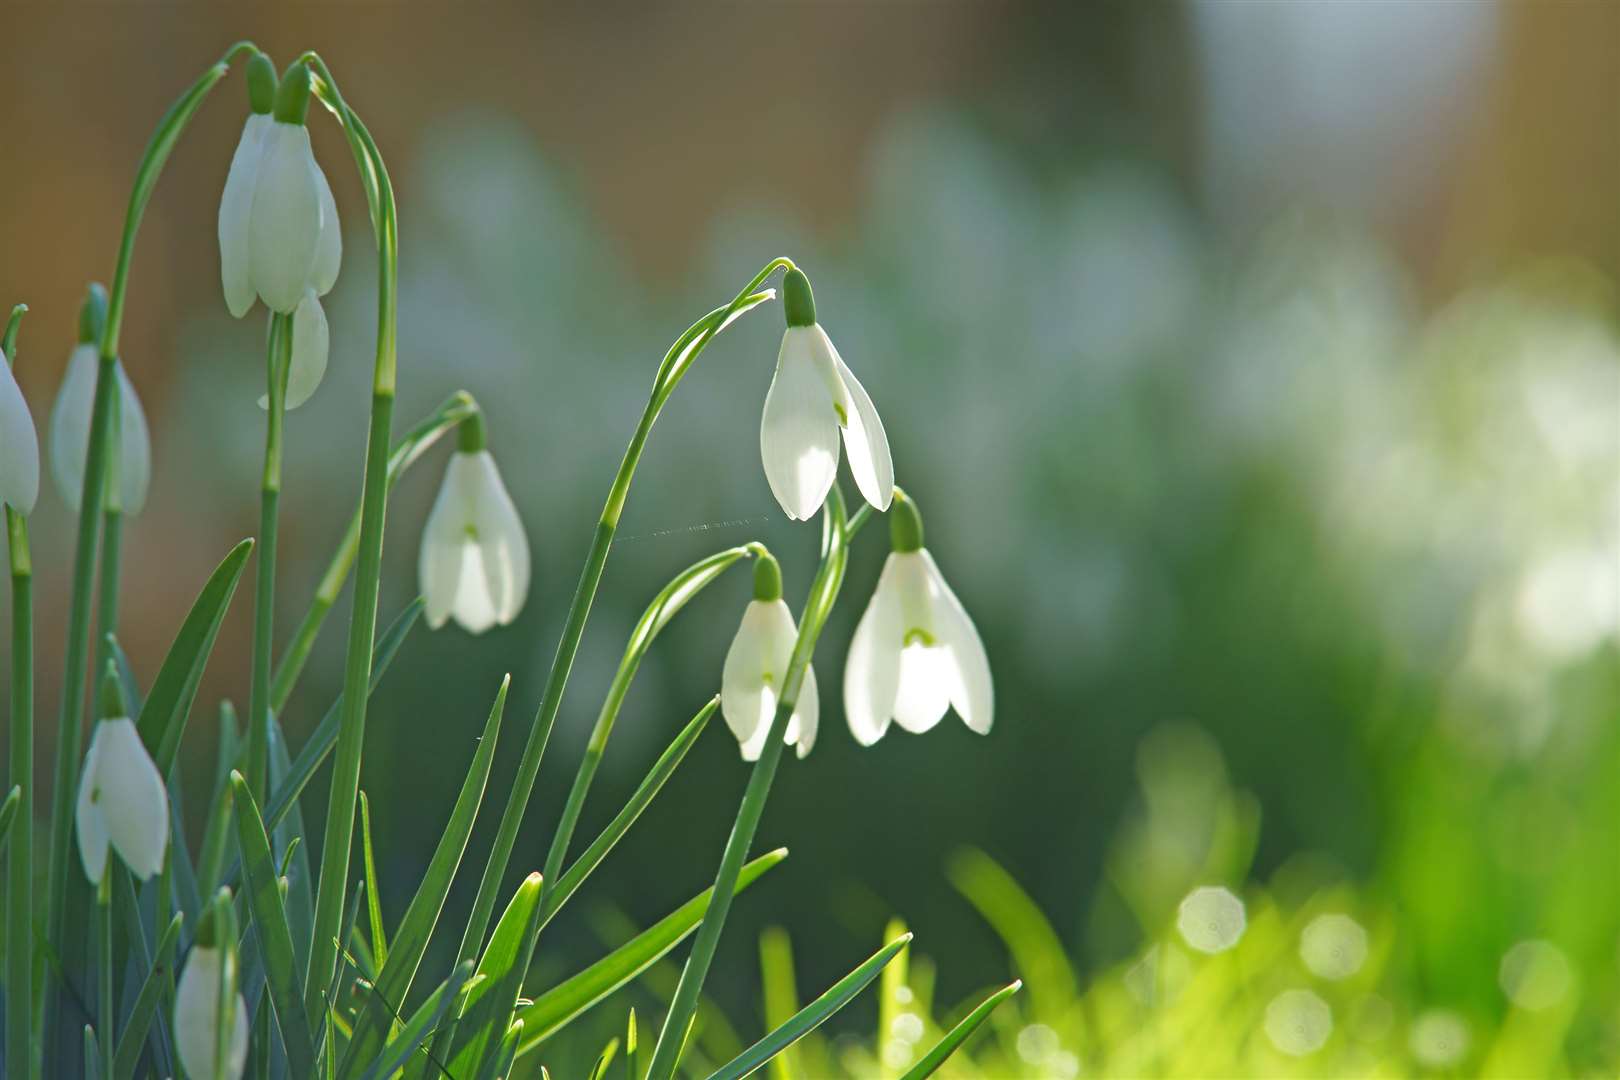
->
(246, 52, 277, 115)
(77, 283, 108, 346)
(782, 268, 816, 328)
(752, 548, 783, 601)
(888, 488, 924, 553)
(272, 61, 313, 125)
(457, 409, 487, 453)
(97, 660, 126, 719)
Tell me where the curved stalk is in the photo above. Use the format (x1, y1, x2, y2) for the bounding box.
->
(40, 44, 257, 1060)
(270, 391, 478, 711)
(452, 265, 785, 976)
(644, 488, 853, 1080)
(246, 312, 292, 797)
(297, 54, 403, 1027)
(4, 305, 35, 1080)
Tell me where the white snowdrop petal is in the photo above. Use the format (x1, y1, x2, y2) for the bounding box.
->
(792, 663, 819, 758)
(820, 329, 894, 512)
(282, 290, 330, 410)
(467, 452, 530, 626)
(48, 344, 96, 511)
(74, 727, 110, 885)
(114, 362, 152, 514)
(923, 551, 993, 733)
(0, 348, 39, 514)
(219, 114, 271, 319)
(450, 544, 500, 635)
(94, 718, 169, 880)
(419, 451, 531, 634)
(760, 328, 841, 521)
(721, 604, 773, 749)
(175, 946, 249, 1080)
(249, 123, 323, 313)
(891, 642, 952, 734)
(310, 162, 342, 296)
(844, 554, 906, 745)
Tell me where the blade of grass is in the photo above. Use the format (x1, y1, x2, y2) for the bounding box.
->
(709, 934, 912, 1080)
(586, 1036, 620, 1080)
(359, 792, 387, 973)
(878, 919, 909, 1080)
(355, 960, 473, 1080)
(759, 927, 801, 1080)
(111, 912, 183, 1080)
(0, 784, 19, 847)
(514, 848, 787, 1057)
(947, 848, 1077, 1017)
(230, 771, 318, 1076)
(445, 872, 543, 1077)
(898, 980, 1022, 1080)
(339, 676, 509, 1076)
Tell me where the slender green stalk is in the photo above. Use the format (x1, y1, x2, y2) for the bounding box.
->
(39, 46, 256, 1061)
(246, 312, 292, 797)
(269, 391, 476, 711)
(297, 53, 403, 1027)
(4, 305, 35, 1080)
(97, 387, 123, 674)
(97, 879, 113, 1080)
(455, 266, 787, 974)
(645, 490, 851, 1080)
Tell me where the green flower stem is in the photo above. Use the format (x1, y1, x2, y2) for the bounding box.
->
(246, 312, 292, 798)
(96, 389, 123, 674)
(296, 54, 403, 1028)
(4, 306, 35, 1080)
(645, 490, 851, 1080)
(40, 45, 257, 1061)
(97, 877, 113, 1080)
(269, 391, 477, 712)
(452, 264, 788, 975)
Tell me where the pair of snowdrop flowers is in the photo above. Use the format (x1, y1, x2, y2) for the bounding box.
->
(0, 286, 153, 519)
(722, 270, 993, 757)
(219, 53, 340, 411)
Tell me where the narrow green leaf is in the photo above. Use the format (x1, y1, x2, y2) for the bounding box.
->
(539, 698, 717, 932)
(136, 538, 254, 772)
(83, 1025, 101, 1080)
(586, 1036, 620, 1080)
(0, 785, 19, 850)
(446, 872, 543, 1077)
(339, 676, 509, 1076)
(515, 849, 787, 1055)
(355, 960, 473, 1080)
(625, 1008, 638, 1080)
(112, 912, 183, 1080)
(759, 927, 801, 1080)
(360, 791, 388, 972)
(105, 634, 144, 715)
(476, 1019, 525, 1080)
(709, 934, 913, 1080)
(230, 771, 318, 1076)
(268, 715, 315, 961)
(897, 980, 1022, 1080)
(878, 918, 910, 1080)
(947, 848, 1077, 1015)
(195, 703, 240, 896)
(165, 762, 203, 924)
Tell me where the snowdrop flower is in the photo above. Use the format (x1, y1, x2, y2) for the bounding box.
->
(0, 341, 39, 515)
(721, 549, 818, 760)
(175, 901, 249, 1080)
(844, 490, 992, 744)
(760, 268, 893, 520)
(419, 417, 530, 633)
(218, 57, 340, 317)
(49, 286, 151, 514)
(75, 669, 167, 884)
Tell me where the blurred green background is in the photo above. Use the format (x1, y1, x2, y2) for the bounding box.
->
(3, 2, 1618, 1075)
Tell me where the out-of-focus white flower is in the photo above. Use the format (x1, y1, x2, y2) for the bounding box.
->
(419, 441, 530, 634)
(1265, 989, 1332, 1056)
(1177, 885, 1246, 954)
(844, 492, 990, 744)
(0, 344, 39, 515)
(760, 268, 893, 520)
(174, 910, 249, 1080)
(720, 552, 818, 760)
(49, 342, 151, 514)
(219, 58, 339, 316)
(75, 715, 168, 884)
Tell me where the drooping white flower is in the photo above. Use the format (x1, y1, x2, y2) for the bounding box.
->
(0, 345, 39, 515)
(174, 918, 249, 1080)
(75, 715, 168, 884)
(49, 342, 152, 514)
(760, 269, 893, 521)
(419, 440, 530, 634)
(844, 493, 991, 745)
(720, 553, 818, 760)
(257, 288, 329, 411)
(219, 58, 339, 317)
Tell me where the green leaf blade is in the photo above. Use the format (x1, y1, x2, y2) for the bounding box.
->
(898, 980, 1022, 1080)
(446, 871, 544, 1077)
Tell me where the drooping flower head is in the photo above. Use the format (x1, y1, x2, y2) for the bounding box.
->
(0, 323, 39, 516)
(760, 268, 893, 521)
(75, 664, 168, 885)
(419, 413, 531, 633)
(49, 284, 151, 514)
(844, 489, 992, 744)
(721, 547, 818, 760)
(175, 894, 249, 1080)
